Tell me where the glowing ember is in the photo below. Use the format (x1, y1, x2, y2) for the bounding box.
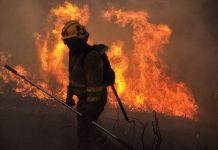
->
(0, 2, 197, 119)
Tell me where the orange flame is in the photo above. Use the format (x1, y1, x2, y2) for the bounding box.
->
(104, 9, 197, 119)
(34, 2, 89, 99)
(0, 55, 48, 99)
(0, 2, 197, 119)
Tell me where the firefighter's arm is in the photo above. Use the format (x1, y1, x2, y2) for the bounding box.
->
(66, 82, 75, 106)
(84, 51, 105, 102)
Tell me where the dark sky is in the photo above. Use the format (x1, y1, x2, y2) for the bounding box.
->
(0, 0, 217, 116)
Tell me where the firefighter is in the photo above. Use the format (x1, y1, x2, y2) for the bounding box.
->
(61, 20, 119, 150)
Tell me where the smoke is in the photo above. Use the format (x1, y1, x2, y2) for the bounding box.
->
(0, 0, 217, 118)
(153, 0, 218, 117)
(0, 0, 48, 73)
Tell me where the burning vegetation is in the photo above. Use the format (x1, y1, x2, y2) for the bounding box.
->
(0, 1, 197, 119)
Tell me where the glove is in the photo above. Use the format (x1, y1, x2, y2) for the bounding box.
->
(66, 97, 75, 107)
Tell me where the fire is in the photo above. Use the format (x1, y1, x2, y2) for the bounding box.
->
(104, 9, 197, 119)
(0, 2, 197, 119)
(34, 2, 89, 99)
(0, 56, 48, 99)
(108, 42, 128, 94)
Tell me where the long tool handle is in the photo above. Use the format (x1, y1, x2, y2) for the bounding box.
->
(4, 64, 134, 150)
(111, 85, 129, 121)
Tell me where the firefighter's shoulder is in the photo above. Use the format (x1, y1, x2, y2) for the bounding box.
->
(84, 50, 103, 67)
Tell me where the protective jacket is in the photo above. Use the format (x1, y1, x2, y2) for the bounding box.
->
(67, 45, 106, 102)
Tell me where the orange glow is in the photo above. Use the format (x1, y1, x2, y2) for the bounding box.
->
(0, 2, 197, 119)
(104, 9, 197, 119)
(34, 1, 89, 98)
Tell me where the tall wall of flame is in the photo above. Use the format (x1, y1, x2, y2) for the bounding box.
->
(0, 2, 198, 119)
(104, 9, 197, 119)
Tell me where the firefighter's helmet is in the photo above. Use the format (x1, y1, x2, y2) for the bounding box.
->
(61, 20, 89, 40)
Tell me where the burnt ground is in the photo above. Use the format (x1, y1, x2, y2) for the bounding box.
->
(0, 92, 217, 150)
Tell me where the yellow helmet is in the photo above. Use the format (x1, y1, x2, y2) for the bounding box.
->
(61, 20, 89, 40)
